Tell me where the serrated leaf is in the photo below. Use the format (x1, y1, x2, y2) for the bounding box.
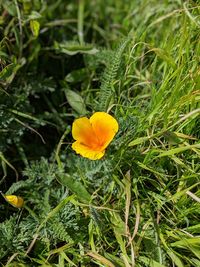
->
(64, 89, 87, 115)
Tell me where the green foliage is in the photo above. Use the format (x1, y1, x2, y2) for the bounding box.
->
(0, 0, 200, 266)
(0, 158, 82, 263)
(97, 37, 131, 111)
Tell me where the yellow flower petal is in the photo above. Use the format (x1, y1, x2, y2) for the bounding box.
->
(5, 195, 24, 208)
(90, 112, 119, 149)
(71, 112, 118, 160)
(72, 141, 105, 160)
(72, 117, 99, 148)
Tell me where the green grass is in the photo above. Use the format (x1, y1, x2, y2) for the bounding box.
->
(0, 0, 200, 266)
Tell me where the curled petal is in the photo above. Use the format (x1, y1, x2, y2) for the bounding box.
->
(90, 112, 119, 149)
(72, 141, 105, 160)
(5, 195, 24, 208)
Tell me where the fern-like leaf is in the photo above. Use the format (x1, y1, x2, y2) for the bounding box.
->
(97, 37, 131, 111)
(48, 218, 72, 243)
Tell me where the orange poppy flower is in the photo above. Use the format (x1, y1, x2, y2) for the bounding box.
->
(72, 112, 119, 160)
